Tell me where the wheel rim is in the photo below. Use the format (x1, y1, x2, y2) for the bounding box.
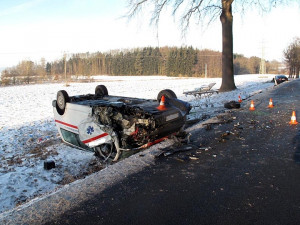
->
(96, 144, 116, 162)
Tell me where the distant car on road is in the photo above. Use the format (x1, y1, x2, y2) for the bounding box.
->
(273, 75, 288, 84)
(52, 85, 191, 162)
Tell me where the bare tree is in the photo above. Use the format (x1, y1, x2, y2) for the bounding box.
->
(127, 0, 292, 92)
(284, 37, 300, 78)
(17, 60, 34, 84)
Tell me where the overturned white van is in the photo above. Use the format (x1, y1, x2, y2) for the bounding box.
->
(52, 85, 191, 162)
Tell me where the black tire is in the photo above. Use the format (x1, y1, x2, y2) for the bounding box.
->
(157, 89, 177, 102)
(56, 90, 70, 115)
(224, 101, 240, 109)
(95, 85, 108, 97)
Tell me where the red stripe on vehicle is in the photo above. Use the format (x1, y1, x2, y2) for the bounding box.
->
(139, 136, 168, 149)
(55, 120, 78, 129)
(82, 133, 109, 144)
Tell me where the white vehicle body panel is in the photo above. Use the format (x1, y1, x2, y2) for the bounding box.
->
(78, 118, 112, 148)
(53, 103, 112, 149)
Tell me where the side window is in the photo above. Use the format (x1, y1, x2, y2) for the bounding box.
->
(60, 128, 92, 151)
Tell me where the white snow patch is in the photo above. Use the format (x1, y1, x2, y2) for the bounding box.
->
(0, 74, 276, 214)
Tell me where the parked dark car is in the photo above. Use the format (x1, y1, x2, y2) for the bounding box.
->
(273, 75, 288, 84)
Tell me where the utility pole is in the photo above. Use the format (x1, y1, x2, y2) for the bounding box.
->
(205, 63, 207, 78)
(259, 42, 266, 74)
(64, 52, 68, 85)
(26, 61, 30, 84)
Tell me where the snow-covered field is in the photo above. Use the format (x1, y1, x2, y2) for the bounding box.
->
(0, 74, 275, 214)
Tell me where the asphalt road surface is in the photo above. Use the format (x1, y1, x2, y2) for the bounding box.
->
(44, 80, 300, 225)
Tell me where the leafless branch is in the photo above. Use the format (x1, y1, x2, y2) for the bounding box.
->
(127, 0, 222, 34)
(172, 0, 184, 15)
(180, 1, 221, 35)
(151, 0, 169, 26)
(127, 0, 149, 19)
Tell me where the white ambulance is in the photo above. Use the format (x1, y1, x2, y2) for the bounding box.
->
(53, 85, 191, 162)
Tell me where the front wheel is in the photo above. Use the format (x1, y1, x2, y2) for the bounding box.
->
(94, 143, 119, 162)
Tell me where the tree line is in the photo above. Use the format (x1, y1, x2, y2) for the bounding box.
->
(1, 46, 282, 86)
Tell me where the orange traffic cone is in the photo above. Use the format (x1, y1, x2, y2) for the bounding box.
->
(157, 95, 167, 111)
(249, 100, 255, 111)
(289, 111, 298, 125)
(238, 95, 242, 103)
(268, 98, 274, 108)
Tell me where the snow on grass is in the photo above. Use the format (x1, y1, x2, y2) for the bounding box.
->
(0, 74, 275, 214)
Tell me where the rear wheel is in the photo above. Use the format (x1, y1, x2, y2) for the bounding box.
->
(56, 90, 70, 115)
(95, 85, 108, 97)
(157, 89, 177, 102)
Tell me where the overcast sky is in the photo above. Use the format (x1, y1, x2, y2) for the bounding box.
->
(0, 0, 299, 68)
